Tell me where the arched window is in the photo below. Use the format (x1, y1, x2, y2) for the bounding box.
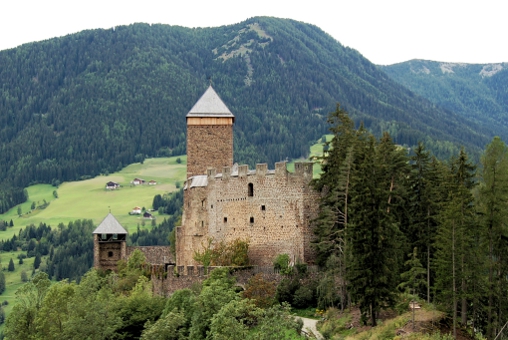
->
(248, 183, 254, 197)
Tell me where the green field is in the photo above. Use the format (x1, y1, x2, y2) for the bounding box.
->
(0, 156, 187, 237)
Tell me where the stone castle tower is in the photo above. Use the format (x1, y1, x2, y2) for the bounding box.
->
(177, 87, 318, 267)
(186, 86, 235, 178)
(93, 213, 128, 271)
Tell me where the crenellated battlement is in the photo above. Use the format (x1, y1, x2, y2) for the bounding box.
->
(198, 161, 314, 183)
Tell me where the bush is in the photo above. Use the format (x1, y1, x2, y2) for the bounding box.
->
(242, 274, 276, 308)
(273, 254, 293, 275)
(276, 277, 299, 305)
(293, 285, 315, 309)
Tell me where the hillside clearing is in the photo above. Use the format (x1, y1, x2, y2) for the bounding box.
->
(0, 156, 186, 237)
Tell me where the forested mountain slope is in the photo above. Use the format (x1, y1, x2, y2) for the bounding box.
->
(0, 17, 497, 212)
(380, 60, 508, 137)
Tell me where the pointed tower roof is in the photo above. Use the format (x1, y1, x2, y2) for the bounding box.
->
(93, 213, 128, 234)
(187, 86, 235, 119)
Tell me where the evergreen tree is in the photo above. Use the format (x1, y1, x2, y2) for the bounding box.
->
(478, 136, 508, 338)
(407, 143, 445, 302)
(0, 272, 5, 294)
(8, 258, 15, 272)
(312, 105, 357, 308)
(34, 254, 41, 270)
(347, 133, 403, 326)
(434, 148, 477, 338)
(398, 247, 427, 296)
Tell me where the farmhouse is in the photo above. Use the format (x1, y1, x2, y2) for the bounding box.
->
(105, 181, 120, 190)
(131, 178, 145, 185)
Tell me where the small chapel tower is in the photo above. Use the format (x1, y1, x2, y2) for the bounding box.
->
(93, 213, 128, 271)
(186, 86, 235, 178)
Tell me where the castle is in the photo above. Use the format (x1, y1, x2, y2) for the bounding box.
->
(93, 86, 319, 278)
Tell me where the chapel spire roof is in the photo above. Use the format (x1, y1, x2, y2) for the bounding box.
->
(186, 85, 234, 119)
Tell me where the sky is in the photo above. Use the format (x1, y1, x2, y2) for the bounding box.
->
(1, 0, 506, 65)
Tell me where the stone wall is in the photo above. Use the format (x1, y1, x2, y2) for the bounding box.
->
(94, 238, 126, 271)
(126, 246, 174, 265)
(177, 161, 319, 267)
(186, 124, 233, 178)
(150, 265, 320, 296)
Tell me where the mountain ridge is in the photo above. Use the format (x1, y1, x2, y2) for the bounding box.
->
(0, 17, 503, 212)
(379, 59, 508, 137)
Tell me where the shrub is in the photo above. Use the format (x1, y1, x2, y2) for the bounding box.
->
(276, 277, 299, 305)
(273, 254, 293, 275)
(293, 285, 315, 309)
(242, 274, 276, 308)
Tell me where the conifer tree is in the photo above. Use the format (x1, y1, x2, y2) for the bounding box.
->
(34, 254, 41, 270)
(434, 148, 477, 338)
(398, 247, 427, 296)
(347, 133, 402, 326)
(407, 143, 445, 302)
(0, 272, 5, 294)
(8, 258, 15, 272)
(312, 105, 357, 309)
(479, 136, 508, 338)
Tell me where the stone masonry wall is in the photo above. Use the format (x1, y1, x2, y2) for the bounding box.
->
(126, 246, 174, 265)
(177, 184, 210, 266)
(96, 240, 126, 271)
(150, 265, 320, 296)
(177, 162, 319, 267)
(186, 124, 233, 178)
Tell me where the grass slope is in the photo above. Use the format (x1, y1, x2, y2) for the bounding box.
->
(0, 156, 186, 237)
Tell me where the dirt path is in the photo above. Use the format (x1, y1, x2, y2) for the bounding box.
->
(297, 317, 324, 339)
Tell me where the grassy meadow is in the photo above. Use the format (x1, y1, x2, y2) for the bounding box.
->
(0, 156, 187, 237)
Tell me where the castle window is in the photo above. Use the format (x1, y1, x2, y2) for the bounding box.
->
(250, 217, 254, 223)
(108, 251, 113, 257)
(248, 183, 254, 197)
(201, 221, 204, 228)
(113, 234, 118, 240)
(224, 217, 227, 223)
(211, 205, 213, 209)
(101, 233, 107, 240)
(261, 205, 266, 211)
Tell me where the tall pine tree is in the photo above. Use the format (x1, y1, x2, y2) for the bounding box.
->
(479, 136, 508, 339)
